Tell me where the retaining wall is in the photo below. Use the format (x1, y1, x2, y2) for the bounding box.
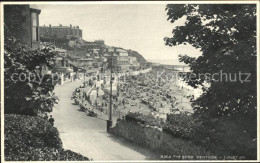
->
(110, 119, 212, 158)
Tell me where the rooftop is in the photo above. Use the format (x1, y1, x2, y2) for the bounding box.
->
(40, 24, 81, 29)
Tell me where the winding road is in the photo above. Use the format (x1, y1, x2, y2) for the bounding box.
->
(52, 79, 159, 160)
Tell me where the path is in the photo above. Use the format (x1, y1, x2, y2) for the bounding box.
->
(52, 79, 159, 160)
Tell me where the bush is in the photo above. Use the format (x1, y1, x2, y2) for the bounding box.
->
(6, 148, 89, 161)
(163, 113, 200, 140)
(5, 114, 89, 161)
(196, 118, 257, 159)
(125, 112, 163, 127)
(4, 35, 58, 115)
(162, 114, 257, 160)
(5, 114, 62, 149)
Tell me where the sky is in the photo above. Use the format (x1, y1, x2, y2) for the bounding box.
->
(34, 4, 201, 65)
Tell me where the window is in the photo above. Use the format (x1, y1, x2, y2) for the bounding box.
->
(31, 12, 38, 41)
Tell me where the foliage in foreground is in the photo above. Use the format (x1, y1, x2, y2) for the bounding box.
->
(165, 4, 257, 138)
(4, 35, 58, 115)
(163, 114, 257, 160)
(4, 114, 89, 161)
(164, 4, 257, 159)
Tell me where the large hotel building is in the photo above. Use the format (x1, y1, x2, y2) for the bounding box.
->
(39, 24, 82, 40)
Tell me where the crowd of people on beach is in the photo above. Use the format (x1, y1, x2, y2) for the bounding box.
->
(70, 68, 195, 120)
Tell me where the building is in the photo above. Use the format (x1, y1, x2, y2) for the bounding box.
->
(52, 55, 74, 85)
(129, 56, 140, 69)
(116, 48, 128, 56)
(4, 5, 41, 49)
(129, 56, 136, 65)
(92, 48, 100, 54)
(104, 47, 118, 70)
(52, 57, 73, 74)
(106, 56, 118, 70)
(54, 48, 67, 56)
(94, 40, 105, 44)
(51, 48, 75, 84)
(103, 47, 131, 72)
(129, 56, 140, 67)
(39, 24, 82, 40)
(72, 58, 96, 71)
(80, 40, 106, 54)
(116, 49, 130, 72)
(103, 53, 110, 57)
(117, 56, 129, 71)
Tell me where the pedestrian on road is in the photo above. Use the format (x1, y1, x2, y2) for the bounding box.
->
(49, 115, 55, 126)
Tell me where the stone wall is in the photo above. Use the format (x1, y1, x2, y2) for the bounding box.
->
(110, 119, 212, 158)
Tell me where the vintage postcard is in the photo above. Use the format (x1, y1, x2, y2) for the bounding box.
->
(1, 0, 259, 162)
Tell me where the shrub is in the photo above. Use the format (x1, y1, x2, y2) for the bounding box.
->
(4, 114, 89, 161)
(5, 114, 62, 149)
(4, 35, 58, 115)
(195, 118, 257, 159)
(125, 112, 163, 127)
(162, 113, 200, 140)
(163, 114, 257, 160)
(5, 148, 89, 161)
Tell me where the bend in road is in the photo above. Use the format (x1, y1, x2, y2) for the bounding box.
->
(52, 80, 159, 160)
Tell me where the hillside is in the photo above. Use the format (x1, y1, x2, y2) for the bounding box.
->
(41, 37, 147, 63)
(128, 50, 147, 63)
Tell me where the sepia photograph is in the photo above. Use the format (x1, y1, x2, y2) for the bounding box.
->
(0, 0, 259, 162)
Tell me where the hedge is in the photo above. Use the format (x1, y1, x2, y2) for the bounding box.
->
(4, 114, 89, 161)
(125, 112, 163, 127)
(5, 148, 90, 161)
(162, 113, 199, 140)
(124, 112, 199, 140)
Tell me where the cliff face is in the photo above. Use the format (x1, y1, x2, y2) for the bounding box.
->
(128, 50, 147, 63)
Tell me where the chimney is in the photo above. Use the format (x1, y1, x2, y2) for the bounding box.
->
(59, 24, 62, 27)
(77, 26, 79, 29)
(49, 24, 51, 27)
(70, 24, 72, 28)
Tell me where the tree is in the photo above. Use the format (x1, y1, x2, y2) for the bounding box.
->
(4, 35, 58, 115)
(165, 4, 256, 137)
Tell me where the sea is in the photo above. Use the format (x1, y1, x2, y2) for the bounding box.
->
(147, 59, 186, 66)
(147, 59, 203, 98)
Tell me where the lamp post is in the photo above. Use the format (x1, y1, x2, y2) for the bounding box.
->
(107, 48, 115, 132)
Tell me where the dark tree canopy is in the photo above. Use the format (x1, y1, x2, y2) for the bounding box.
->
(4, 36, 58, 115)
(165, 4, 256, 136)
